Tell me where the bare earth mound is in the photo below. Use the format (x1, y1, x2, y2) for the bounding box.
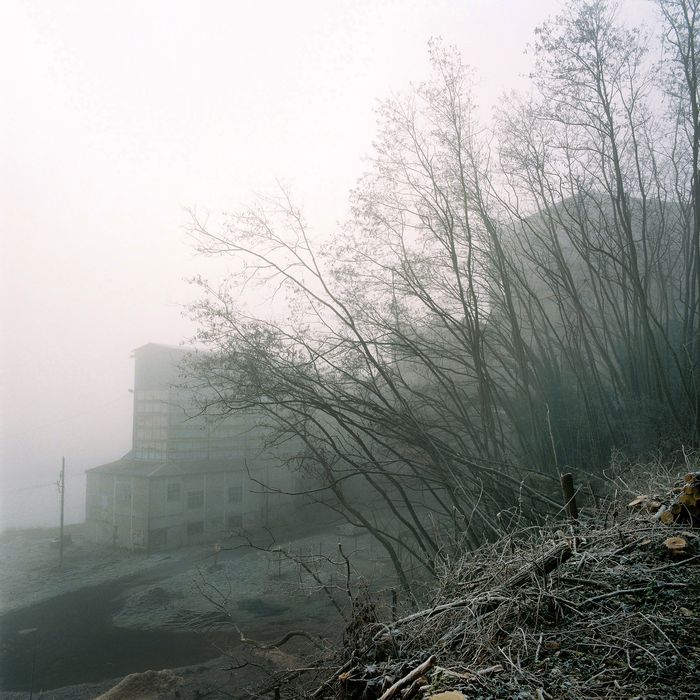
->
(292, 473, 700, 699)
(95, 669, 183, 700)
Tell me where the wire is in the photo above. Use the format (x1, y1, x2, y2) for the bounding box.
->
(2, 474, 84, 495)
(2, 481, 56, 494)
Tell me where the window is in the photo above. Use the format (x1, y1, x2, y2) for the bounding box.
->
(227, 485, 243, 504)
(187, 490, 204, 508)
(227, 513, 243, 529)
(186, 521, 204, 537)
(116, 482, 131, 503)
(167, 482, 181, 502)
(133, 391, 169, 461)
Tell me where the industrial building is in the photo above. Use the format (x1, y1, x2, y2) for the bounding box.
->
(85, 343, 295, 550)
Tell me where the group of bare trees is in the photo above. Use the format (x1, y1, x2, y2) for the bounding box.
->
(186, 0, 700, 589)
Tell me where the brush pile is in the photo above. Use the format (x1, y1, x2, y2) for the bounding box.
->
(306, 474, 700, 700)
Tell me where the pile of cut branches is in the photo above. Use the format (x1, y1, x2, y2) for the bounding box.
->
(301, 476, 700, 700)
(628, 471, 700, 527)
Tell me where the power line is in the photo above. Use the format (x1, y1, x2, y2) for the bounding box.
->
(3, 481, 57, 494)
(3, 473, 84, 495)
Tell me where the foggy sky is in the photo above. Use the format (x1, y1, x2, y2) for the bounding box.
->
(0, 0, 657, 529)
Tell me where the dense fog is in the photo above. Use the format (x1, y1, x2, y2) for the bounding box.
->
(0, 0, 658, 531)
(4, 3, 698, 700)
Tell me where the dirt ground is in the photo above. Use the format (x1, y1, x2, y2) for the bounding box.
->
(0, 521, 389, 699)
(0, 524, 197, 617)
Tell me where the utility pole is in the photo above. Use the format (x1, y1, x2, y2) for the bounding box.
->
(59, 457, 65, 569)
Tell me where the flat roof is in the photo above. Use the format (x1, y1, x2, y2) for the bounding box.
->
(132, 342, 192, 354)
(86, 456, 248, 478)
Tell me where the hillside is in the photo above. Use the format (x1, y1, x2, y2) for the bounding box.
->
(10, 468, 697, 700)
(290, 469, 700, 699)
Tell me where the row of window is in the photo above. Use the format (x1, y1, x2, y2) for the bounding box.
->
(134, 444, 168, 460)
(135, 413, 168, 427)
(135, 427, 168, 441)
(101, 481, 245, 510)
(166, 483, 243, 507)
(135, 389, 170, 402)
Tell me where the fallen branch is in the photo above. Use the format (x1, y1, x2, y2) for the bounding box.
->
(650, 553, 700, 571)
(234, 622, 326, 651)
(501, 541, 573, 588)
(310, 657, 355, 698)
(376, 541, 573, 638)
(378, 655, 436, 700)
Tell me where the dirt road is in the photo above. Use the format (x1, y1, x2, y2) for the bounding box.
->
(0, 524, 379, 697)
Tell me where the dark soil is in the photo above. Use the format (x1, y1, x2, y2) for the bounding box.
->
(0, 575, 237, 692)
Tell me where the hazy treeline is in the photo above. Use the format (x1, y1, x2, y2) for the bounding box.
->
(186, 0, 700, 590)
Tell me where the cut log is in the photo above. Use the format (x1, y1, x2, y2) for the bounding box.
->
(663, 536, 688, 555)
(660, 509, 675, 525)
(652, 473, 700, 525)
(679, 492, 698, 507)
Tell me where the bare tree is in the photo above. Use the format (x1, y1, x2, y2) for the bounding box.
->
(187, 1, 700, 593)
(494, 0, 698, 457)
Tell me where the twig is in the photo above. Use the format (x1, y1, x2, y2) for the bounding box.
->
(534, 632, 543, 664)
(611, 539, 639, 555)
(337, 541, 353, 604)
(638, 612, 683, 658)
(581, 582, 687, 607)
(650, 553, 700, 571)
(238, 628, 325, 651)
(310, 657, 355, 698)
(476, 664, 503, 675)
(558, 576, 615, 590)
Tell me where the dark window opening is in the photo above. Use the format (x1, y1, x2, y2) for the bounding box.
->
(187, 490, 204, 508)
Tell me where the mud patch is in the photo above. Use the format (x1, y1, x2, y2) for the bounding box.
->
(0, 578, 235, 692)
(236, 597, 289, 618)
